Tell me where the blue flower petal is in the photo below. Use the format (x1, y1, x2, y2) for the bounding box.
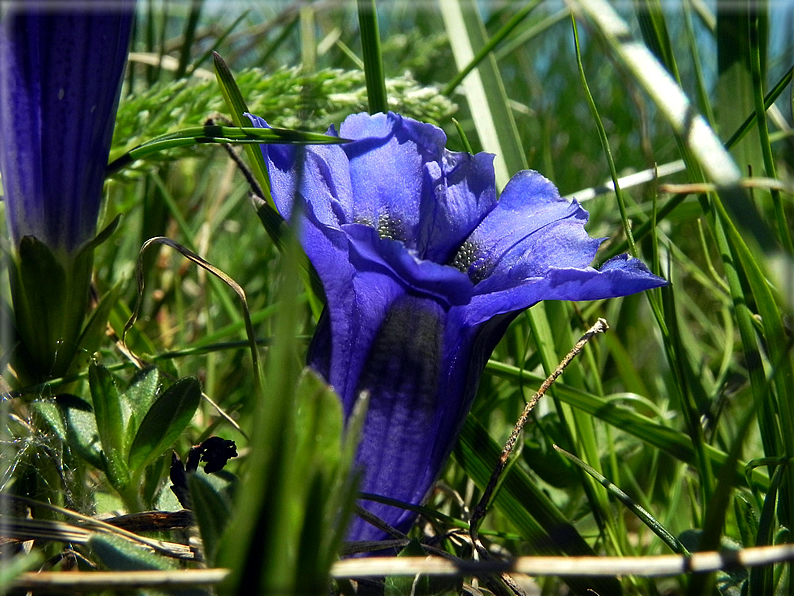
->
(417, 150, 497, 263)
(464, 256, 667, 327)
(248, 111, 668, 546)
(452, 170, 598, 283)
(0, 4, 135, 251)
(331, 113, 441, 242)
(344, 224, 474, 307)
(346, 294, 449, 539)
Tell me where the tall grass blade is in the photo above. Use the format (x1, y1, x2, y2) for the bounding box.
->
(571, 15, 636, 256)
(554, 446, 687, 554)
(357, 0, 388, 114)
(716, 0, 764, 178)
(568, 0, 774, 251)
(442, 0, 542, 97)
(485, 360, 770, 491)
(212, 51, 274, 207)
(176, 0, 204, 79)
(439, 0, 526, 187)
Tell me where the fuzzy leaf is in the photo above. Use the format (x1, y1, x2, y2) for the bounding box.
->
(89, 362, 130, 488)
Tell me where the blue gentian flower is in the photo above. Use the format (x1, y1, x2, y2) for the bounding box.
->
(248, 111, 667, 542)
(1, 1, 135, 378)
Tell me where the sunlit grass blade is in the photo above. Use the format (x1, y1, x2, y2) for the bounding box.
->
(439, 0, 526, 187)
(597, 64, 793, 263)
(634, 0, 681, 81)
(683, 0, 716, 124)
(569, 0, 737, 183)
(442, 0, 542, 96)
(568, 0, 776, 252)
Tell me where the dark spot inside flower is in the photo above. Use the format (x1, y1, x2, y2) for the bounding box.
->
(377, 213, 404, 242)
(450, 240, 488, 284)
(355, 296, 444, 447)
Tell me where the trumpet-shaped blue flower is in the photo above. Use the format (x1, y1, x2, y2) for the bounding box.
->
(1, 1, 135, 379)
(248, 111, 667, 542)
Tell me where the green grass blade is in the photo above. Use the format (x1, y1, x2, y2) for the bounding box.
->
(716, 1, 764, 177)
(106, 125, 348, 177)
(485, 360, 770, 491)
(749, 6, 793, 253)
(569, 0, 776, 251)
(357, 0, 388, 114)
(599, 64, 794, 264)
(127, 377, 201, 478)
(712, 192, 794, 521)
(570, 0, 738, 184)
(212, 51, 274, 207)
(187, 10, 249, 76)
(683, 0, 716, 124)
(749, 463, 786, 595)
(555, 446, 687, 554)
(634, 0, 681, 82)
(571, 15, 636, 256)
(175, 0, 204, 79)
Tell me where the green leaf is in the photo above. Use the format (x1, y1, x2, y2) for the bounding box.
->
(734, 496, 759, 548)
(10, 236, 92, 380)
(31, 400, 66, 442)
(89, 363, 130, 488)
(120, 366, 161, 449)
(128, 377, 202, 477)
(69, 281, 121, 377)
